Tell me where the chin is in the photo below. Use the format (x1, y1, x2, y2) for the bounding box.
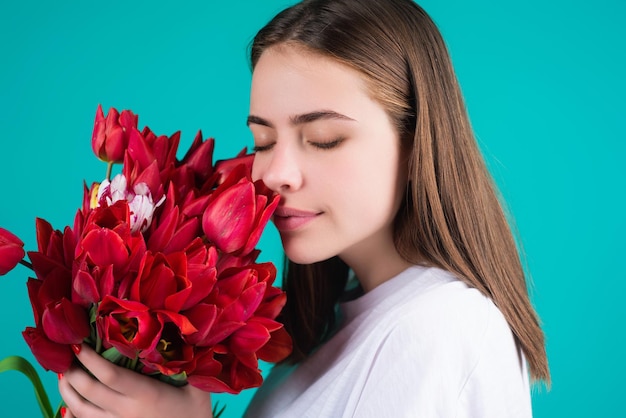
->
(281, 238, 335, 265)
(284, 251, 324, 265)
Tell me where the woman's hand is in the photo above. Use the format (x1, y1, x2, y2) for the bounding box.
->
(58, 344, 213, 418)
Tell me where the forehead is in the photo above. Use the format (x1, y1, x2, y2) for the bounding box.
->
(250, 44, 372, 116)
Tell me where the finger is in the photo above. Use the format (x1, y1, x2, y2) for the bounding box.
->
(65, 362, 129, 414)
(73, 343, 136, 394)
(72, 343, 169, 411)
(58, 369, 107, 418)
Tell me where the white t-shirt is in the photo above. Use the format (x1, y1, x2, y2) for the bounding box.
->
(245, 265, 532, 418)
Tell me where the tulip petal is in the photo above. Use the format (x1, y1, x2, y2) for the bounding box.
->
(42, 298, 90, 344)
(0, 243, 25, 275)
(26, 278, 44, 326)
(214, 153, 254, 186)
(229, 358, 263, 392)
(256, 326, 293, 363)
(203, 319, 245, 347)
(127, 128, 155, 172)
(184, 304, 218, 345)
(23, 327, 74, 373)
(240, 189, 280, 255)
(164, 218, 200, 254)
(72, 269, 100, 305)
(156, 310, 198, 336)
(97, 296, 162, 358)
(230, 322, 270, 356)
(81, 228, 129, 269)
(147, 207, 179, 253)
(0, 227, 25, 247)
(202, 181, 255, 254)
(34, 218, 53, 256)
(182, 133, 215, 181)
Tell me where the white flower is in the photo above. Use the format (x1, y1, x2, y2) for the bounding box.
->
(109, 174, 128, 203)
(96, 174, 165, 233)
(128, 182, 165, 233)
(96, 174, 127, 206)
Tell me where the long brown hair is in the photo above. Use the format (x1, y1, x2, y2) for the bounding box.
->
(251, 0, 550, 384)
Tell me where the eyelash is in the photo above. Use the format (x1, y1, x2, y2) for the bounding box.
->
(252, 144, 274, 153)
(252, 137, 345, 153)
(310, 137, 344, 150)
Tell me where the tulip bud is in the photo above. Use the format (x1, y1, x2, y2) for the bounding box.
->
(214, 151, 254, 186)
(202, 165, 279, 256)
(91, 104, 138, 163)
(41, 298, 91, 344)
(22, 327, 74, 372)
(0, 227, 25, 275)
(180, 131, 215, 182)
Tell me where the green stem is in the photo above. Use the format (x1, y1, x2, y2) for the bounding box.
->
(129, 356, 139, 371)
(19, 259, 33, 270)
(0, 356, 54, 418)
(105, 161, 114, 181)
(95, 333, 102, 354)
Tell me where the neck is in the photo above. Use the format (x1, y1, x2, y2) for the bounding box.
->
(340, 236, 414, 293)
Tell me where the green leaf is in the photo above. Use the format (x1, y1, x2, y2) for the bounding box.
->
(0, 355, 54, 418)
(213, 401, 226, 418)
(101, 346, 124, 363)
(158, 371, 189, 387)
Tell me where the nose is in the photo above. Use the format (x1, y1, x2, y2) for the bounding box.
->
(252, 142, 303, 193)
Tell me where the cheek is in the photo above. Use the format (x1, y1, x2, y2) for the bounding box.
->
(346, 150, 404, 214)
(251, 154, 263, 182)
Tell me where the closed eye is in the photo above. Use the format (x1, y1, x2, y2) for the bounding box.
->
(253, 143, 274, 153)
(310, 137, 345, 150)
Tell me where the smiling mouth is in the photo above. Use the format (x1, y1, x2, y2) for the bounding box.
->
(272, 207, 322, 232)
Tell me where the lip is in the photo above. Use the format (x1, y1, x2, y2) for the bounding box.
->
(272, 206, 321, 232)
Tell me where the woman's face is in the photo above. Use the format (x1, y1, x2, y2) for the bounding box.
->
(249, 44, 407, 277)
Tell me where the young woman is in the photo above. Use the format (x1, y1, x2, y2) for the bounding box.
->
(59, 0, 549, 416)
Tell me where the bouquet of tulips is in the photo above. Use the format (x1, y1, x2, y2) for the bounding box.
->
(0, 106, 292, 406)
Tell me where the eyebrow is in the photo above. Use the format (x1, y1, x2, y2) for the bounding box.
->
(246, 110, 355, 128)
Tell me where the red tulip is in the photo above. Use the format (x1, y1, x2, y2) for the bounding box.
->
(22, 327, 74, 372)
(32, 218, 71, 266)
(139, 317, 196, 376)
(14, 107, 293, 394)
(256, 324, 292, 363)
(96, 296, 162, 359)
(0, 227, 25, 275)
(179, 131, 215, 184)
(146, 205, 203, 254)
(41, 297, 90, 344)
(213, 150, 253, 186)
(130, 250, 216, 313)
(196, 264, 274, 351)
(229, 321, 271, 367)
(77, 201, 147, 281)
(186, 348, 229, 392)
(202, 165, 279, 256)
(72, 264, 115, 306)
(216, 353, 264, 393)
(92, 104, 138, 163)
(215, 250, 260, 272)
(181, 306, 216, 350)
(25, 265, 73, 325)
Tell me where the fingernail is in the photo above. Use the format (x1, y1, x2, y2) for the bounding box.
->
(57, 372, 63, 380)
(71, 344, 81, 355)
(60, 406, 67, 417)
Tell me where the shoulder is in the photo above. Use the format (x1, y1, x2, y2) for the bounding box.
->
(354, 268, 531, 416)
(345, 266, 510, 352)
(387, 267, 506, 344)
(358, 267, 525, 381)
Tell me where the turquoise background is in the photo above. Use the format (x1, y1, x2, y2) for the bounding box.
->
(0, 0, 623, 416)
